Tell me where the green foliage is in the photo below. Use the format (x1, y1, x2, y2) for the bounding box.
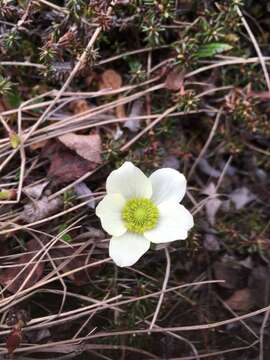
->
(58, 223, 73, 243)
(142, 0, 175, 20)
(39, 42, 57, 65)
(217, 208, 267, 255)
(85, 47, 100, 67)
(0, 75, 13, 96)
(65, 0, 86, 17)
(6, 89, 22, 108)
(2, 30, 20, 49)
(63, 190, 75, 208)
(174, 90, 200, 112)
(128, 60, 146, 83)
(9, 132, 21, 149)
(173, 38, 199, 68)
(196, 43, 233, 58)
(142, 15, 165, 46)
(171, 1, 241, 68)
(200, 18, 225, 43)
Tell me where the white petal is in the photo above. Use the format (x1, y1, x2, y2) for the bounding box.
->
(109, 233, 150, 267)
(106, 162, 152, 199)
(150, 168, 187, 205)
(144, 201, 194, 243)
(96, 194, 126, 236)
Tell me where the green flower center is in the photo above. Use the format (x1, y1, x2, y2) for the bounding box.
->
(122, 198, 159, 234)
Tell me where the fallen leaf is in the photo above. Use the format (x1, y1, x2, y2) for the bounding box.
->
(57, 30, 75, 48)
(30, 139, 48, 150)
(198, 158, 222, 178)
(204, 233, 220, 251)
(75, 226, 105, 244)
(100, 69, 122, 90)
(213, 256, 249, 289)
(203, 182, 222, 226)
(85, 72, 97, 87)
(50, 244, 102, 286)
(58, 133, 102, 163)
(203, 182, 217, 197)
(124, 100, 144, 132)
(23, 181, 49, 200)
(116, 100, 126, 120)
(229, 187, 256, 210)
(256, 168, 267, 182)
(6, 310, 29, 354)
(85, 226, 105, 239)
(239, 257, 253, 270)
(113, 125, 123, 140)
(32, 328, 51, 343)
(165, 69, 185, 91)
(42, 140, 98, 184)
(74, 182, 95, 209)
(21, 196, 63, 223)
(225, 288, 253, 311)
(69, 99, 91, 114)
(6, 327, 22, 354)
(247, 91, 270, 100)
(0, 239, 44, 293)
(162, 155, 180, 170)
(218, 160, 236, 176)
(99, 69, 124, 123)
(206, 197, 222, 226)
(249, 266, 270, 307)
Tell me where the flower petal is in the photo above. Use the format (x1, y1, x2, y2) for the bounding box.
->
(144, 201, 194, 243)
(150, 168, 187, 205)
(96, 194, 126, 236)
(106, 162, 152, 199)
(109, 233, 150, 267)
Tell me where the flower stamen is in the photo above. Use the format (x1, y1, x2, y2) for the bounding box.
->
(122, 198, 159, 234)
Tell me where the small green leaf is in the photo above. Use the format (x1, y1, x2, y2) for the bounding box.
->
(0, 75, 13, 96)
(9, 132, 21, 149)
(58, 223, 73, 243)
(196, 43, 233, 58)
(7, 90, 22, 109)
(0, 189, 16, 200)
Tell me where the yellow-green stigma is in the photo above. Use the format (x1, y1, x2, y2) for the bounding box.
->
(122, 198, 159, 234)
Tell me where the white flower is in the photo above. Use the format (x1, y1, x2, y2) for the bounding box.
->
(96, 162, 194, 267)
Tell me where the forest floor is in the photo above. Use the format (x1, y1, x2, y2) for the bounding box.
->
(1, 1, 270, 359)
